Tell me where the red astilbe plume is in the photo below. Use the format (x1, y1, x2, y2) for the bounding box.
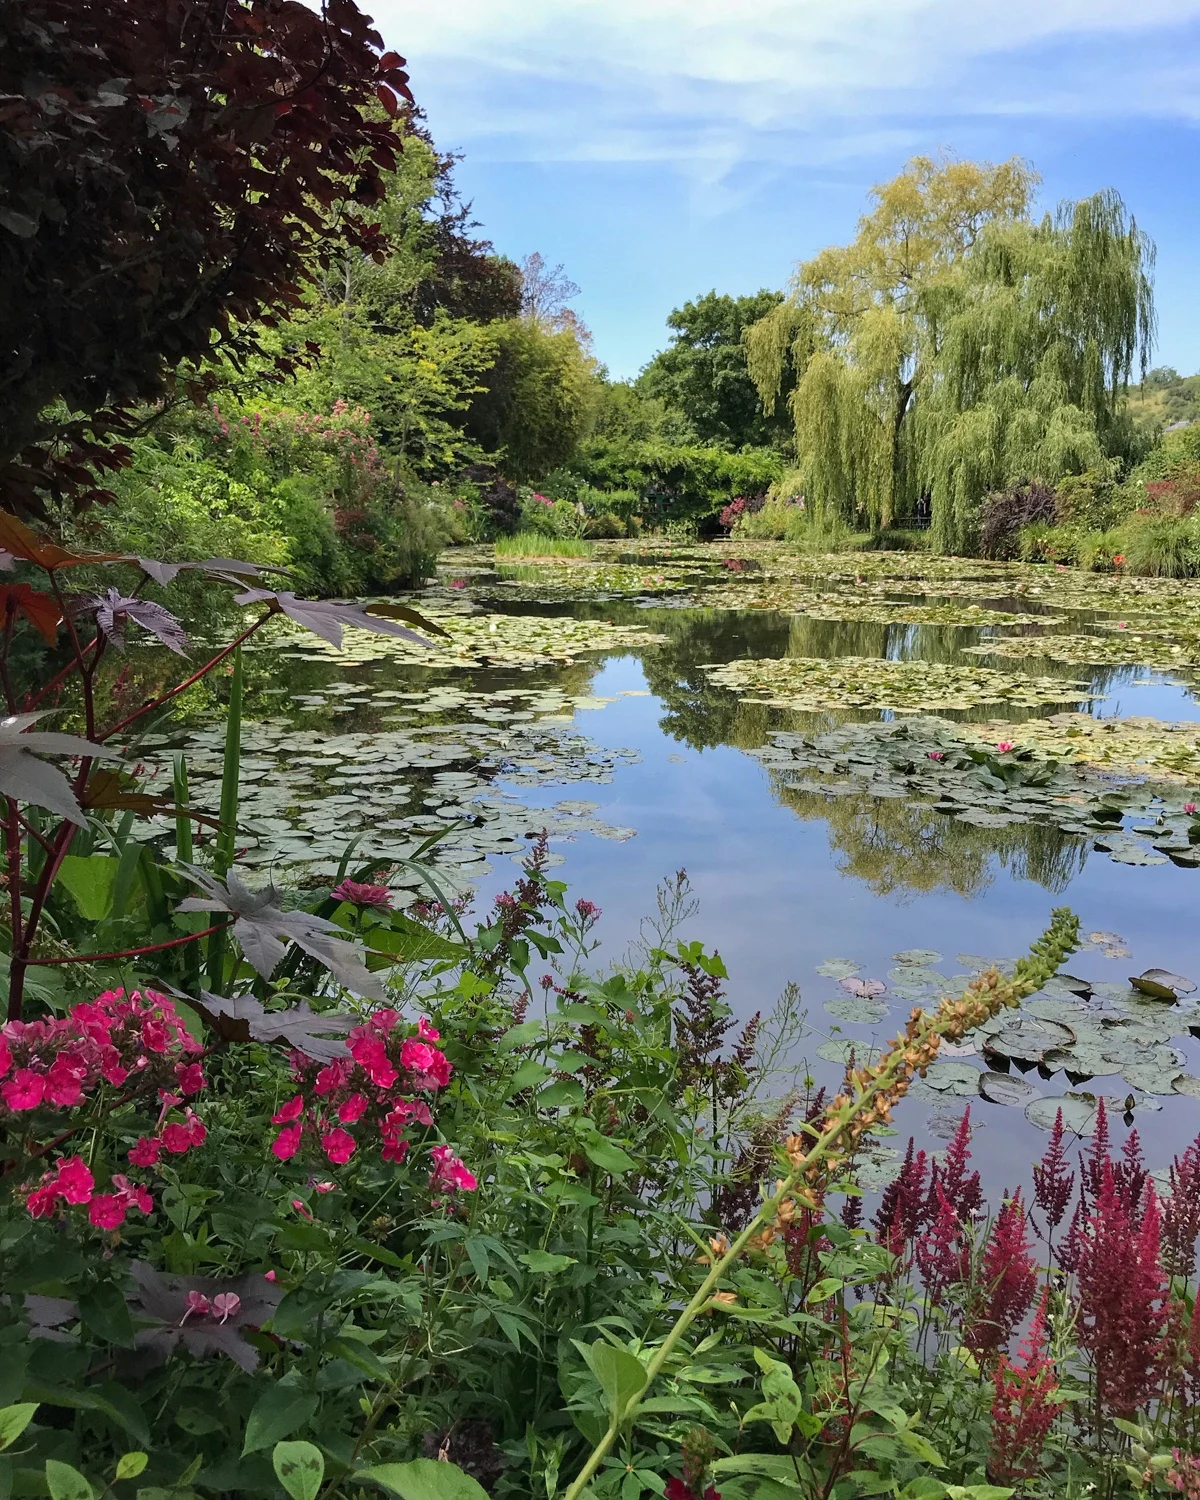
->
(1076, 1166, 1171, 1418)
(1115, 1129, 1148, 1219)
(1032, 1107, 1075, 1234)
(927, 1107, 982, 1222)
(1080, 1097, 1111, 1202)
(1056, 1195, 1088, 1275)
(966, 1191, 1037, 1365)
(1162, 1133, 1200, 1280)
(874, 1138, 928, 1257)
(916, 1179, 970, 1306)
(988, 1289, 1066, 1483)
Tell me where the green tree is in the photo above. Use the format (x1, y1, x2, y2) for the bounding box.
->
(640, 289, 792, 448)
(748, 156, 1155, 550)
(463, 319, 599, 480)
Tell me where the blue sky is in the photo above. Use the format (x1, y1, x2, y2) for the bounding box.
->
(374, 0, 1200, 381)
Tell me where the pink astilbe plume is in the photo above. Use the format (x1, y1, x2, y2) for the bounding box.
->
(1162, 1134, 1200, 1281)
(1076, 1166, 1171, 1418)
(966, 1191, 1037, 1365)
(988, 1289, 1066, 1483)
(1032, 1107, 1075, 1233)
(1056, 1195, 1087, 1275)
(928, 1107, 982, 1222)
(873, 1139, 928, 1256)
(915, 1180, 970, 1306)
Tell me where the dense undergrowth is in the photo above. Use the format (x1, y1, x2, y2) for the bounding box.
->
(0, 521, 1197, 1500)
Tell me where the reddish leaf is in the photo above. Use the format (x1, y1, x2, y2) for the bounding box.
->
(0, 511, 127, 570)
(0, 583, 62, 645)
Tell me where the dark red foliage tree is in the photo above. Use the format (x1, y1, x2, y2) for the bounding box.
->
(0, 0, 411, 516)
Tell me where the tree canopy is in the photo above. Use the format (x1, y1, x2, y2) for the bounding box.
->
(748, 155, 1155, 548)
(639, 289, 793, 449)
(0, 0, 411, 516)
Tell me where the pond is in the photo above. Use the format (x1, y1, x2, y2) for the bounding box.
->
(144, 541, 1200, 1204)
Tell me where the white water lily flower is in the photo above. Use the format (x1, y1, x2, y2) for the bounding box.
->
(0, 712, 111, 826)
(176, 864, 385, 999)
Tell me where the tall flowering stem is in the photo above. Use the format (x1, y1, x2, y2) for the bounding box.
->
(559, 907, 1080, 1500)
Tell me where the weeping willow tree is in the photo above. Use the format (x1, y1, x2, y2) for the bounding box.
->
(748, 157, 1155, 549)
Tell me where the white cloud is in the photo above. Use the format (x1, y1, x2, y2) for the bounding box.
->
(375, 0, 1200, 164)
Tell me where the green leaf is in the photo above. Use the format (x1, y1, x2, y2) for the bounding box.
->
(943, 1489, 1015, 1500)
(588, 1341, 648, 1424)
(44, 1460, 95, 1500)
(356, 1459, 490, 1499)
(115, 1454, 148, 1481)
(79, 1282, 135, 1347)
(56, 855, 121, 921)
(0, 1405, 37, 1452)
(804, 1277, 844, 1303)
(536, 1079, 585, 1109)
(503, 1059, 551, 1097)
(242, 1381, 318, 1456)
(580, 1136, 636, 1175)
(496, 1020, 546, 1053)
(272, 1441, 325, 1500)
(518, 1250, 578, 1275)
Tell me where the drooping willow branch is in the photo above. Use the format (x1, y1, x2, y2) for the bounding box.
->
(559, 907, 1081, 1500)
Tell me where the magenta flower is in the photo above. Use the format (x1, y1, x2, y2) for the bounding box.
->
(180, 1290, 211, 1324)
(272, 1094, 305, 1125)
(429, 1144, 477, 1192)
(927, 750, 946, 762)
(449, 579, 467, 590)
(2, 1068, 45, 1111)
(332, 880, 393, 908)
(995, 741, 1015, 754)
(272, 1123, 303, 1161)
(55, 1156, 95, 1205)
(321, 1128, 356, 1166)
(89, 1193, 128, 1230)
(211, 1292, 241, 1323)
(1185, 803, 1197, 816)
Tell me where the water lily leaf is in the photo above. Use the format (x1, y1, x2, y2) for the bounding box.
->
(824, 995, 889, 1024)
(920, 1061, 980, 1095)
(838, 976, 886, 998)
(979, 1071, 1038, 1107)
(817, 1039, 882, 1066)
(983, 1017, 1075, 1065)
(816, 959, 861, 979)
(1173, 1074, 1200, 1100)
(1130, 968, 1196, 1000)
(893, 949, 942, 966)
(1123, 1061, 1185, 1095)
(1025, 1093, 1100, 1136)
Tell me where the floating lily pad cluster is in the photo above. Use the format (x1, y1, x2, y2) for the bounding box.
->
(691, 583, 1060, 629)
(964, 631, 1200, 669)
(966, 712, 1200, 783)
(809, 946, 1200, 1138)
(252, 607, 666, 671)
(699, 655, 1094, 714)
(138, 685, 640, 890)
(460, 563, 704, 604)
(751, 717, 1200, 868)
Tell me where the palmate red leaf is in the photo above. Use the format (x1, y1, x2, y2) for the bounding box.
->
(0, 511, 127, 571)
(0, 583, 62, 645)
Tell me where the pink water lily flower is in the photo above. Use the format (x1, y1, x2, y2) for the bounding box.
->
(1185, 803, 1197, 816)
(331, 880, 393, 908)
(995, 741, 1015, 754)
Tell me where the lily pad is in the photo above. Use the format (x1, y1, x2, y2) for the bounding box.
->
(1130, 968, 1196, 1000)
(824, 995, 889, 1025)
(816, 959, 861, 979)
(838, 976, 886, 998)
(893, 949, 942, 966)
(1025, 1093, 1101, 1136)
(979, 1071, 1039, 1108)
(919, 1061, 981, 1096)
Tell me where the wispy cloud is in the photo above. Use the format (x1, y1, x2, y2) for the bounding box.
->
(378, 0, 1200, 167)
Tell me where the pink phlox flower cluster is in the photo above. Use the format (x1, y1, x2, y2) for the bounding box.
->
(0, 988, 204, 1118)
(272, 1011, 453, 1172)
(26, 1153, 154, 1230)
(429, 1144, 477, 1193)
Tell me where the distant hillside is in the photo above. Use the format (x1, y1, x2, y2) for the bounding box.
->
(1125, 366, 1200, 429)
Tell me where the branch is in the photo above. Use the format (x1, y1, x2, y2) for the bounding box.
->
(25, 921, 230, 967)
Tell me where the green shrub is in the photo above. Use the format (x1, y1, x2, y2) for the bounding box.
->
(1118, 515, 1200, 577)
(582, 510, 626, 539)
